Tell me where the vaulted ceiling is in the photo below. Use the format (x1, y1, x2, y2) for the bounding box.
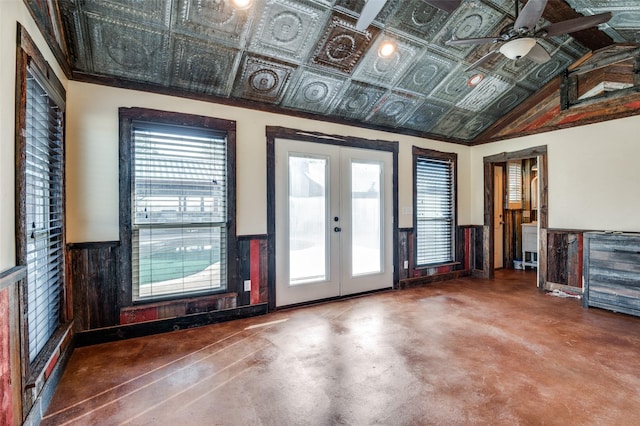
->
(26, 0, 640, 144)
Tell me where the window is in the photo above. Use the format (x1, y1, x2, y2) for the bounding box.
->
(120, 109, 236, 302)
(413, 147, 456, 266)
(15, 26, 67, 364)
(507, 160, 523, 210)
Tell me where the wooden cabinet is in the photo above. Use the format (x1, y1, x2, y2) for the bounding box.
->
(522, 223, 538, 269)
(583, 232, 640, 317)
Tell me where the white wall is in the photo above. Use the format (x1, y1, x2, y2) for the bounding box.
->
(470, 114, 640, 232)
(66, 82, 471, 242)
(0, 0, 68, 271)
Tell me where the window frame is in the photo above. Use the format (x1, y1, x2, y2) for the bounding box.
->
(119, 108, 237, 305)
(412, 146, 457, 268)
(15, 24, 69, 383)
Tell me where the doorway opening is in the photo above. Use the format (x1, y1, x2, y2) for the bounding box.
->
(484, 146, 548, 288)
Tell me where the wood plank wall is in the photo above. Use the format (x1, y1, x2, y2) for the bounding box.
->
(0, 267, 26, 426)
(398, 226, 483, 288)
(67, 236, 269, 337)
(67, 242, 120, 331)
(546, 230, 584, 292)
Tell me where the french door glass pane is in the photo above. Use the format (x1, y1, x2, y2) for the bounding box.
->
(289, 155, 327, 285)
(351, 161, 381, 276)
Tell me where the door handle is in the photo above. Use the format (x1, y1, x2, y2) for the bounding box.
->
(334, 227, 342, 232)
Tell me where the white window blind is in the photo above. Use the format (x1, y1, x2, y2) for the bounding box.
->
(25, 69, 64, 362)
(416, 157, 454, 266)
(507, 160, 523, 210)
(132, 123, 228, 300)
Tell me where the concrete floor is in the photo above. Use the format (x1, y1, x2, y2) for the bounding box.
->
(43, 270, 640, 425)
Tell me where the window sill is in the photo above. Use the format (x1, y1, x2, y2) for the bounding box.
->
(25, 321, 73, 390)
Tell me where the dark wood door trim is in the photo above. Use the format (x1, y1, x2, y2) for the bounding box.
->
(483, 145, 548, 288)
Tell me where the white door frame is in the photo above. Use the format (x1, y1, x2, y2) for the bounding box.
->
(274, 139, 393, 307)
(266, 128, 398, 310)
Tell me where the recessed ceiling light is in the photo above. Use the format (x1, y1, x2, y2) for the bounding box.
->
(378, 40, 397, 58)
(230, 0, 252, 10)
(467, 73, 484, 87)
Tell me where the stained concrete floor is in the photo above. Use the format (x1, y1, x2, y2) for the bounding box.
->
(43, 270, 640, 425)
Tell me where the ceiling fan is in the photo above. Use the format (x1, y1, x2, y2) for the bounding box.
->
(355, 0, 462, 31)
(446, 0, 612, 72)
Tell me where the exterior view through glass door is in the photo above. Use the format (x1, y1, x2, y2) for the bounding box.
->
(275, 139, 393, 307)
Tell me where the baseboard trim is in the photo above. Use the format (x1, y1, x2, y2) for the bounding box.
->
(75, 303, 268, 346)
(399, 270, 472, 289)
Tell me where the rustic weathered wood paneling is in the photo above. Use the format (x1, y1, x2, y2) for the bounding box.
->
(67, 242, 120, 331)
(546, 230, 584, 290)
(398, 226, 479, 287)
(583, 232, 640, 316)
(474, 226, 484, 274)
(547, 233, 569, 285)
(1, 287, 14, 426)
(0, 267, 26, 426)
(398, 229, 410, 281)
(238, 236, 269, 306)
(504, 210, 524, 269)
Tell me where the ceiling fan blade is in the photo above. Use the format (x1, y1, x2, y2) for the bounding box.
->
(355, 0, 387, 31)
(514, 0, 548, 31)
(421, 0, 461, 13)
(536, 12, 612, 38)
(446, 37, 498, 46)
(465, 50, 501, 72)
(524, 42, 551, 64)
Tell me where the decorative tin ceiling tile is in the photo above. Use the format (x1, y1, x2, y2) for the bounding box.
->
(603, 9, 640, 31)
(86, 13, 170, 83)
(281, 69, 345, 113)
(352, 35, 422, 87)
(58, 4, 90, 71)
(456, 75, 512, 112)
(335, 0, 400, 26)
(484, 84, 532, 117)
(233, 56, 296, 103)
(173, 0, 251, 48)
(566, 1, 640, 43)
(366, 91, 423, 127)
(430, 108, 474, 136)
(614, 29, 640, 43)
(429, 65, 475, 103)
(523, 49, 573, 89)
(56, 0, 638, 143)
(449, 113, 496, 140)
(403, 100, 450, 133)
(550, 35, 590, 59)
(386, 0, 449, 41)
(568, 0, 640, 10)
(396, 49, 456, 95)
(311, 13, 380, 74)
(248, 0, 330, 63)
(433, 0, 504, 60)
(481, 0, 514, 14)
(171, 35, 240, 97)
(83, 0, 172, 27)
(330, 80, 386, 120)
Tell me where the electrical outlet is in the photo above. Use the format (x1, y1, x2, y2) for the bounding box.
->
(244, 280, 251, 292)
(403, 260, 409, 269)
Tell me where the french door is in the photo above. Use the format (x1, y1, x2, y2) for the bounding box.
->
(275, 139, 393, 307)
